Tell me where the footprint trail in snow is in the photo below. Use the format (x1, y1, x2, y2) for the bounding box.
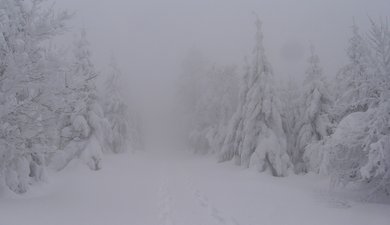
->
(158, 177, 176, 225)
(185, 175, 242, 225)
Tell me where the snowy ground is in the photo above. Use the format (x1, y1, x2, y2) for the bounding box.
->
(1, 150, 389, 225)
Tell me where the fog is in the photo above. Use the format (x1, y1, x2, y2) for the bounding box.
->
(54, 0, 390, 149)
(58, 0, 388, 76)
(2, 1, 390, 223)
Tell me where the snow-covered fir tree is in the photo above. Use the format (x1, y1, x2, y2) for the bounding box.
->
(296, 46, 333, 173)
(50, 28, 105, 172)
(279, 79, 302, 172)
(323, 20, 390, 198)
(355, 19, 390, 197)
(0, 0, 70, 193)
(333, 22, 372, 121)
(219, 18, 291, 177)
(0, 0, 144, 194)
(101, 57, 143, 153)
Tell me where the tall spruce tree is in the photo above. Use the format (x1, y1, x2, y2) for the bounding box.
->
(219, 17, 291, 177)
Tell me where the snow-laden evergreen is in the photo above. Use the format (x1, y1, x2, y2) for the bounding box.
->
(333, 22, 372, 121)
(101, 57, 143, 153)
(0, 0, 71, 193)
(280, 80, 303, 173)
(0, 0, 139, 194)
(321, 20, 390, 198)
(175, 18, 390, 197)
(50, 31, 142, 172)
(0, 0, 389, 202)
(219, 18, 291, 177)
(296, 46, 333, 173)
(49, 29, 104, 172)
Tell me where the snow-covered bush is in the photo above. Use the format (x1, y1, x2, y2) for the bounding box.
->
(322, 112, 368, 182)
(323, 106, 390, 197)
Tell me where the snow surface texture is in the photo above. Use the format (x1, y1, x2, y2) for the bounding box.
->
(0, 150, 389, 225)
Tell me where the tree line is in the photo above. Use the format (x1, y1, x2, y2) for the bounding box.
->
(0, 0, 141, 194)
(178, 17, 390, 199)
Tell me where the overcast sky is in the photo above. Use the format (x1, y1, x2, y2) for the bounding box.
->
(55, 0, 390, 113)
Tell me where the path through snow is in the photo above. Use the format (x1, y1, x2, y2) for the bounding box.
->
(0, 150, 389, 225)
